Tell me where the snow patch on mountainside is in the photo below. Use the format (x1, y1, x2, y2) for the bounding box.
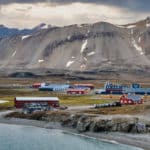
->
(81, 40, 88, 53)
(116, 24, 136, 29)
(22, 35, 31, 40)
(41, 24, 49, 29)
(66, 61, 75, 68)
(83, 57, 88, 61)
(127, 25, 136, 29)
(87, 51, 95, 56)
(12, 51, 16, 57)
(38, 59, 44, 63)
(138, 37, 141, 43)
(132, 39, 144, 55)
(115, 25, 126, 28)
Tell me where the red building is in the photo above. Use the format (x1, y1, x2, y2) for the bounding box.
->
(67, 89, 88, 95)
(120, 94, 144, 105)
(14, 97, 59, 108)
(74, 84, 94, 90)
(32, 83, 45, 88)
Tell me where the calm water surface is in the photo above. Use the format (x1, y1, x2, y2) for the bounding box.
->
(0, 124, 142, 150)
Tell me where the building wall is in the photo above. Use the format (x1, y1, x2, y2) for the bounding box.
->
(15, 100, 59, 108)
(67, 90, 86, 95)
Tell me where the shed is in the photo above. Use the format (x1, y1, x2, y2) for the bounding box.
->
(32, 83, 45, 89)
(120, 94, 144, 105)
(14, 97, 59, 108)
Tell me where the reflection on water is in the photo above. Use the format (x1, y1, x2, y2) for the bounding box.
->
(0, 124, 142, 150)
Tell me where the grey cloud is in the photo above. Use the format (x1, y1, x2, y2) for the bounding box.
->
(0, 0, 150, 12)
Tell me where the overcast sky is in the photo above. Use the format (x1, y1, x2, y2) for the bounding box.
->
(0, 0, 149, 28)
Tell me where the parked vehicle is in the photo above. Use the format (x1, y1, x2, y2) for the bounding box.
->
(94, 102, 122, 108)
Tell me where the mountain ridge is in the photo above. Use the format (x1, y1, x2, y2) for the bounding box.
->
(0, 17, 150, 74)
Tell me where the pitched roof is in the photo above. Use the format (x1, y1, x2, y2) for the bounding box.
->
(126, 95, 142, 101)
(15, 97, 59, 101)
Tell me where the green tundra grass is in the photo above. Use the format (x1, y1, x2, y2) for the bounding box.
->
(0, 88, 116, 110)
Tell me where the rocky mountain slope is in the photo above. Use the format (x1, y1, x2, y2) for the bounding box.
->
(0, 17, 150, 73)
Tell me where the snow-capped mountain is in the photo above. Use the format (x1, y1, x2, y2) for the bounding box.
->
(0, 18, 150, 73)
(0, 23, 52, 38)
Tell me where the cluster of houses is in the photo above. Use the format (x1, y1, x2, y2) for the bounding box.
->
(31, 82, 146, 105)
(14, 83, 95, 112)
(96, 81, 150, 95)
(12, 81, 147, 113)
(32, 82, 94, 95)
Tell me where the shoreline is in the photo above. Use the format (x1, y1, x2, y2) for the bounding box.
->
(0, 117, 149, 150)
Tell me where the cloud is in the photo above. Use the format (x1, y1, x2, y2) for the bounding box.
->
(0, 2, 149, 29)
(0, 0, 150, 12)
(0, 1, 149, 28)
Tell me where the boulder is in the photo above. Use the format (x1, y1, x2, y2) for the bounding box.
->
(129, 123, 146, 133)
(90, 119, 112, 132)
(77, 115, 92, 132)
(111, 117, 138, 132)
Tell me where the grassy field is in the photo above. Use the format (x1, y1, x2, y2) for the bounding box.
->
(60, 95, 116, 106)
(0, 88, 118, 110)
(0, 101, 14, 110)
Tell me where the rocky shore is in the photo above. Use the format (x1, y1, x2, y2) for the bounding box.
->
(1, 110, 150, 150)
(43, 111, 150, 134)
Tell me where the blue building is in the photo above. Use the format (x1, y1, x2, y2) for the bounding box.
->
(96, 81, 128, 94)
(96, 82, 150, 95)
(123, 83, 150, 95)
(39, 84, 70, 91)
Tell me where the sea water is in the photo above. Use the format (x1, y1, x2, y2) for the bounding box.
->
(0, 124, 142, 150)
